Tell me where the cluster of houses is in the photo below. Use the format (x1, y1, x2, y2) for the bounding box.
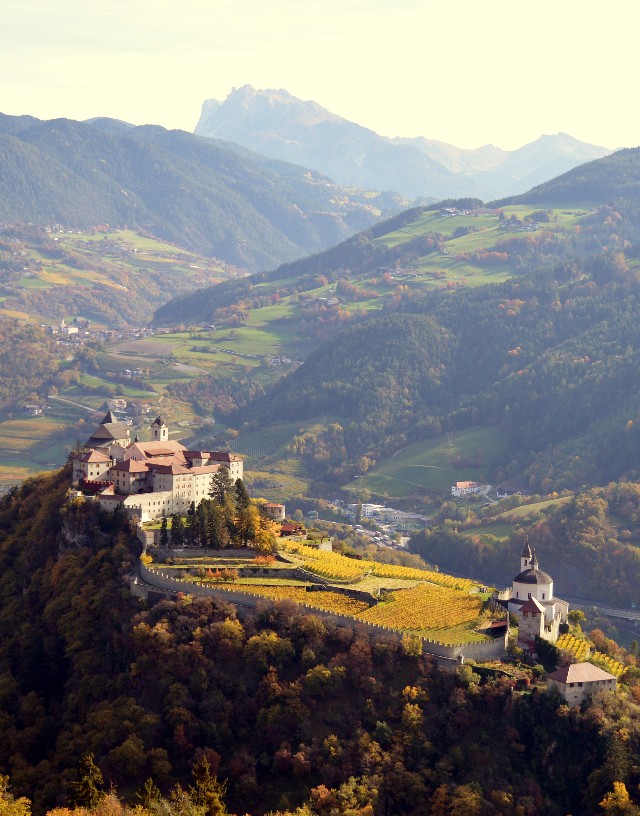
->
(345, 502, 425, 530)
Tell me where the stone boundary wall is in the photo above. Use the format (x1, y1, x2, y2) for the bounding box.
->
(137, 564, 507, 662)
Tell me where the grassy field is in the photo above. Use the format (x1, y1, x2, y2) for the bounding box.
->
(346, 426, 509, 499)
(458, 495, 574, 542)
(459, 522, 514, 541)
(0, 406, 84, 476)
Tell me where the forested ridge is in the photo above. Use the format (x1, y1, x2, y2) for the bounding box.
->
(0, 114, 401, 271)
(232, 239, 640, 491)
(496, 147, 640, 206)
(0, 320, 62, 410)
(152, 206, 433, 326)
(153, 148, 640, 494)
(410, 483, 640, 607)
(4, 471, 640, 815)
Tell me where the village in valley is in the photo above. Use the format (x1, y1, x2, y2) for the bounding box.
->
(65, 409, 626, 705)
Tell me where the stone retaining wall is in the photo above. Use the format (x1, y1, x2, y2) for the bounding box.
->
(137, 563, 508, 662)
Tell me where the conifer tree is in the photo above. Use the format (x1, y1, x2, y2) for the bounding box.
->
(187, 501, 198, 546)
(190, 757, 228, 816)
(136, 777, 162, 808)
(160, 513, 168, 547)
(234, 478, 250, 509)
(209, 467, 235, 504)
(170, 513, 185, 547)
(70, 753, 104, 809)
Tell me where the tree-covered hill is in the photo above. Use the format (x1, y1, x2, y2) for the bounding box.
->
(0, 114, 403, 271)
(495, 147, 640, 206)
(2, 471, 640, 815)
(410, 482, 640, 608)
(227, 231, 640, 493)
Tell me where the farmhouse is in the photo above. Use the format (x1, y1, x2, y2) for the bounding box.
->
(72, 412, 243, 522)
(547, 663, 617, 706)
(264, 502, 286, 521)
(451, 481, 488, 497)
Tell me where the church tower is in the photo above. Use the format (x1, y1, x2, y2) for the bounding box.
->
(520, 539, 532, 572)
(151, 416, 169, 442)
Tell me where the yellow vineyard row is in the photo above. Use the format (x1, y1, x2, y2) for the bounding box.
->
(280, 540, 476, 590)
(357, 583, 483, 631)
(188, 580, 370, 616)
(555, 634, 625, 677)
(556, 633, 590, 661)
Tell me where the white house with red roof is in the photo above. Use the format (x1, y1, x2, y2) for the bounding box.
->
(72, 413, 243, 521)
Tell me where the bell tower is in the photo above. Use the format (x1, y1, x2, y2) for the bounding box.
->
(521, 539, 532, 572)
(151, 416, 169, 442)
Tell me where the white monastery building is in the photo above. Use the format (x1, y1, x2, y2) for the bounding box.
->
(72, 412, 243, 522)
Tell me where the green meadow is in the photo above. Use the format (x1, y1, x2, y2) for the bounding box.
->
(345, 427, 509, 499)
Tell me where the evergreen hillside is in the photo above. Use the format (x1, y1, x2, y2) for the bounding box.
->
(152, 205, 434, 325)
(0, 114, 403, 271)
(111, 153, 640, 500)
(231, 266, 640, 490)
(221, 202, 640, 492)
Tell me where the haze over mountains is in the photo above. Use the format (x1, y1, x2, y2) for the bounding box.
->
(0, 113, 403, 271)
(195, 85, 612, 200)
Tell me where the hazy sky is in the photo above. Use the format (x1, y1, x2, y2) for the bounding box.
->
(2, 0, 638, 150)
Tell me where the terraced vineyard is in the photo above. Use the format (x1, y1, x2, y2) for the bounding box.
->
(357, 583, 483, 632)
(160, 543, 495, 645)
(182, 579, 371, 615)
(280, 540, 476, 590)
(556, 633, 626, 677)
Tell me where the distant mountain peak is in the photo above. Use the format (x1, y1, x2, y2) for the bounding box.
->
(195, 87, 612, 200)
(195, 86, 476, 200)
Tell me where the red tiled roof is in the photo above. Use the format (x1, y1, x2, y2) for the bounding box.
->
(520, 597, 545, 614)
(189, 465, 221, 475)
(147, 463, 191, 475)
(112, 460, 149, 473)
(78, 449, 112, 463)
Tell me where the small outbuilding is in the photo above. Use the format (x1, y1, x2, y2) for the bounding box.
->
(546, 662, 617, 706)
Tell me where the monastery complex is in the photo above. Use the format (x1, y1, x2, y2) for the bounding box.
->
(72, 411, 243, 521)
